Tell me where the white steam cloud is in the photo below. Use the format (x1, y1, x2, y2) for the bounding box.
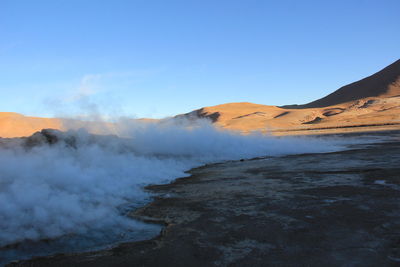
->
(0, 119, 341, 247)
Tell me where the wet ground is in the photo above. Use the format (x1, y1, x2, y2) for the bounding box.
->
(8, 131, 400, 266)
(0, 204, 161, 266)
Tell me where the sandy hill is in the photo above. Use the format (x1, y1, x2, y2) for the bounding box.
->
(186, 97, 400, 134)
(0, 114, 121, 138)
(182, 59, 400, 134)
(1, 59, 400, 137)
(0, 113, 63, 138)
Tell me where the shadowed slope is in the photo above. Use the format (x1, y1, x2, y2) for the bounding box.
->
(283, 59, 400, 109)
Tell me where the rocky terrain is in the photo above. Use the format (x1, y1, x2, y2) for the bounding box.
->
(2, 60, 400, 266)
(8, 131, 400, 266)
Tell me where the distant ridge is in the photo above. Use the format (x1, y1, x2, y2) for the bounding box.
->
(282, 59, 400, 109)
(2, 59, 400, 137)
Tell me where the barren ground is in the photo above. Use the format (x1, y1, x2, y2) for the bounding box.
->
(9, 131, 400, 266)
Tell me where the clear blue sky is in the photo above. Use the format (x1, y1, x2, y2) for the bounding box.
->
(0, 0, 399, 118)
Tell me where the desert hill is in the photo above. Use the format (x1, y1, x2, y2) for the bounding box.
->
(182, 59, 400, 134)
(187, 97, 400, 134)
(0, 113, 63, 138)
(0, 114, 120, 138)
(1, 59, 400, 137)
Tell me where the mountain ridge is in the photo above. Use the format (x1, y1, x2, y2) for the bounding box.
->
(282, 59, 400, 109)
(2, 59, 400, 137)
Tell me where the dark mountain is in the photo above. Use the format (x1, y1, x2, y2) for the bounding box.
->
(283, 59, 400, 109)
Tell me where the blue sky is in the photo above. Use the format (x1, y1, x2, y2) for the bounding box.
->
(0, 0, 399, 118)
